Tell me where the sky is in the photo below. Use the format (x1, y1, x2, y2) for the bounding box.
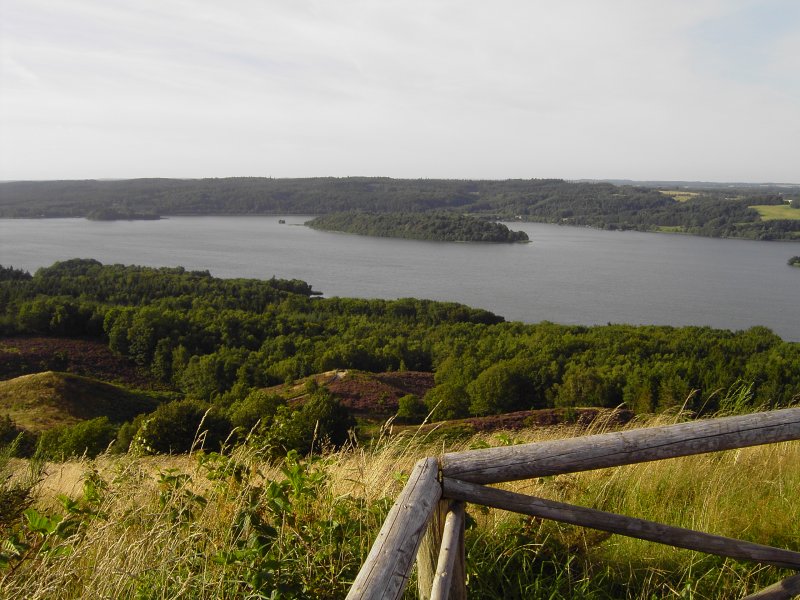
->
(1, 0, 798, 183)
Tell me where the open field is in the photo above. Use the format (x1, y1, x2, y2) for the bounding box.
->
(2, 413, 799, 599)
(751, 204, 800, 220)
(659, 190, 699, 202)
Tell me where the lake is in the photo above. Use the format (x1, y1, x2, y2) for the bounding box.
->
(1, 216, 798, 341)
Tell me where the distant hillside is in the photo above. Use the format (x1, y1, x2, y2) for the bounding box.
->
(0, 371, 165, 432)
(262, 370, 635, 436)
(0, 337, 164, 390)
(264, 370, 435, 418)
(1, 176, 798, 239)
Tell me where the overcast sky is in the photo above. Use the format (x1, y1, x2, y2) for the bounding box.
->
(1, 0, 798, 182)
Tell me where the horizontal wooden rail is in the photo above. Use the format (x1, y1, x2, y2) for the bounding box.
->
(443, 477, 800, 570)
(741, 573, 800, 599)
(346, 458, 441, 600)
(347, 409, 800, 599)
(442, 408, 800, 484)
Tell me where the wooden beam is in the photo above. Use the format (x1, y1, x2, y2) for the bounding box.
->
(442, 477, 800, 570)
(442, 408, 800, 484)
(346, 458, 441, 600)
(429, 502, 466, 600)
(740, 573, 800, 599)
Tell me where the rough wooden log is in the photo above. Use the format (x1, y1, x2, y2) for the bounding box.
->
(416, 499, 448, 599)
(417, 499, 466, 600)
(442, 477, 800, 570)
(429, 502, 466, 600)
(442, 408, 800, 484)
(346, 458, 441, 600)
(741, 573, 800, 599)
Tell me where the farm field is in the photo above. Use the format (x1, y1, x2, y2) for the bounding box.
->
(751, 204, 800, 220)
(659, 190, 700, 202)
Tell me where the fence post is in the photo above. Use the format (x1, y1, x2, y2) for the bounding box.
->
(417, 500, 466, 600)
(416, 499, 447, 599)
(346, 458, 441, 600)
(429, 501, 466, 600)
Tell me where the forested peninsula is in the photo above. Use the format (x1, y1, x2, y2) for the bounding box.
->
(305, 211, 529, 242)
(1, 177, 799, 240)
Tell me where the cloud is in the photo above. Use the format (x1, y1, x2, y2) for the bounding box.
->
(1, 0, 798, 181)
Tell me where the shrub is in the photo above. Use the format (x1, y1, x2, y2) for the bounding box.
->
(227, 389, 286, 434)
(133, 399, 233, 454)
(36, 417, 118, 460)
(0, 416, 37, 458)
(396, 394, 427, 423)
(262, 388, 354, 456)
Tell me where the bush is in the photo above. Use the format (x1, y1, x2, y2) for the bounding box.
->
(396, 394, 427, 423)
(36, 417, 118, 460)
(113, 414, 147, 454)
(227, 390, 286, 434)
(262, 388, 354, 456)
(133, 399, 233, 454)
(0, 416, 37, 458)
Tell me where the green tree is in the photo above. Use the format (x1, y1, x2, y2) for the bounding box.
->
(467, 359, 550, 416)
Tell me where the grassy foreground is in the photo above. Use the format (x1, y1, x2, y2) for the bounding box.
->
(2, 414, 799, 599)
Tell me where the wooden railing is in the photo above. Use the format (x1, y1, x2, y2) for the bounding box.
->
(346, 408, 800, 600)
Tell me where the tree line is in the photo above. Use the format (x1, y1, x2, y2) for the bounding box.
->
(1, 177, 798, 240)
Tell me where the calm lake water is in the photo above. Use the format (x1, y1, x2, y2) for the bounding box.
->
(1, 216, 798, 341)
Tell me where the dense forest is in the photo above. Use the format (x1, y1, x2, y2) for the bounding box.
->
(1, 177, 799, 240)
(306, 211, 529, 242)
(1, 260, 799, 459)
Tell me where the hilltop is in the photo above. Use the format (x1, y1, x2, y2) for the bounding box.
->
(0, 371, 165, 432)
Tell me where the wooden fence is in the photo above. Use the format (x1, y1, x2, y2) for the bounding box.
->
(345, 408, 800, 600)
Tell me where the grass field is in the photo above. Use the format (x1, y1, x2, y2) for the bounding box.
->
(2, 412, 799, 599)
(751, 204, 800, 220)
(659, 190, 699, 202)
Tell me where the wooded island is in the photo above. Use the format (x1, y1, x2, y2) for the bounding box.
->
(305, 211, 529, 243)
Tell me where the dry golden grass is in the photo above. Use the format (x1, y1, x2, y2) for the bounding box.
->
(2, 413, 799, 599)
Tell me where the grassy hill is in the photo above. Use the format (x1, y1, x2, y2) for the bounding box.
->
(0, 371, 166, 432)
